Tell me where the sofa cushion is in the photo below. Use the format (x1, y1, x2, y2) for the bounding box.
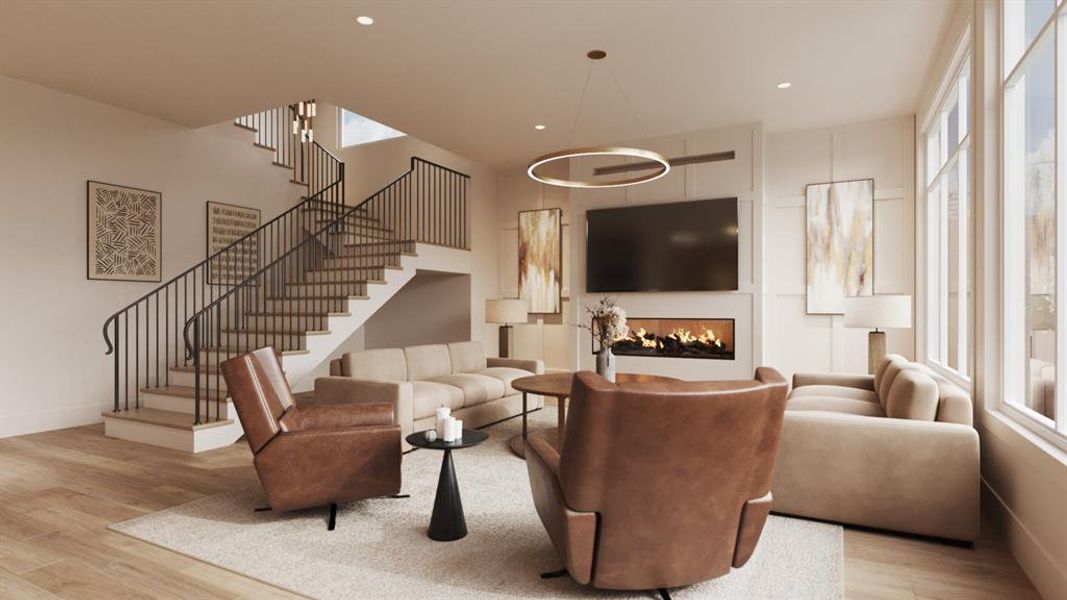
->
(342, 348, 407, 382)
(427, 373, 505, 407)
(410, 381, 464, 420)
(884, 369, 939, 421)
(786, 395, 886, 418)
(789, 385, 878, 403)
(448, 341, 488, 373)
(477, 366, 534, 394)
(404, 344, 453, 381)
(876, 355, 909, 407)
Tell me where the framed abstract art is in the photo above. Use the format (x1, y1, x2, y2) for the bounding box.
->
(87, 180, 162, 282)
(206, 201, 261, 285)
(518, 208, 562, 314)
(805, 178, 874, 314)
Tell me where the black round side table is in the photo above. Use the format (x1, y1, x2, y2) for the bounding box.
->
(405, 429, 489, 542)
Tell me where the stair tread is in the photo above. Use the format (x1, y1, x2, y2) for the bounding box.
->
(103, 408, 233, 431)
(267, 295, 370, 301)
(245, 311, 351, 317)
(170, 364, 222, 374)
(202, 346, 311, 355)
(221, 328, 330, 336)
(308, 265, 399, 273)
(143, 385, 227, 401)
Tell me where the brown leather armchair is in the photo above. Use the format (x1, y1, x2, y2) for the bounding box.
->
(525, 369, 789, 599)
(221, 347, 402, 530)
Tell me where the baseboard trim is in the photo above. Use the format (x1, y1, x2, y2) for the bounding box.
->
(981, 478, 1066, 600)
(0, 402, 112, 438)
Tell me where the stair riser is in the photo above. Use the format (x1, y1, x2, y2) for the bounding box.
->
(304, 268, 385, 283)
(143, 392, 236, 419)
(243, 315, 330, 331)
(217, 331, 307, 349)
(168, 369, 229, 391)
(344, 241, 416, 253)
(321, 256, 401, 270)
(283, 282, 369, 296)
(336, 233, 395, 244)
(312, 220, 392, 233)
(262, 298, 352, 313)
(198, 346, 302, 364)
(104, 417, 243, 453)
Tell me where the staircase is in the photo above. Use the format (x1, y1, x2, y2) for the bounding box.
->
(102, 105, 471, 452)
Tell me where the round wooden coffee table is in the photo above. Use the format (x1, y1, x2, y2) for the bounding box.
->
(508, 372, 679, 458)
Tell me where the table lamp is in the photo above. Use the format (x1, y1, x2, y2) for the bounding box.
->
(843, 294, 913, 374)
(485, 298, 528, 358)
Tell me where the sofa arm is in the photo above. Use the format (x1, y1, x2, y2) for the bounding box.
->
(312, 377, 414, 446)
(792, 372, 875, 391)
(772, 411, 979, 541)
(488, 357, 544, 374)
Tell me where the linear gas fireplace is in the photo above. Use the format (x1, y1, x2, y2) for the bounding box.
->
(606, 317, 735, 360)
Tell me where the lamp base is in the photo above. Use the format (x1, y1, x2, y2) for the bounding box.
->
(868, 330, 886, 375)
(498, 324, 513, 358)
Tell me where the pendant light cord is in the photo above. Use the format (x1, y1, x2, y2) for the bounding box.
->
(606, 61, 648, 138)
(568, 62, 595, 146)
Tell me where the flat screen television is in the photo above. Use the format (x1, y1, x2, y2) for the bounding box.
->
(586, 198, 738, 292)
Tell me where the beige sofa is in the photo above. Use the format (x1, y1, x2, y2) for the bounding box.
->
(771, 354, 980, 542)
(315, 341, 543, 449)
(1030, 358, 1057, 419)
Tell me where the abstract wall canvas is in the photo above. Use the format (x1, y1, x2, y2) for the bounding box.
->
(87, 181, 162, 282)
(518, 208, 562, 314)
(806, 179, 874, 314)
(206, 201, 261, 285)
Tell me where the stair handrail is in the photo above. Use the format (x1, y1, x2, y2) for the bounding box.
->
(180, 156, 468, 357)
(180, 156, 469, 424)
(102, 140, 342, 354)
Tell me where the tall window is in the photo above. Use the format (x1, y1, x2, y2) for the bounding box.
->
(340, 108, 405, 148)
(1002, 0, 1066, 440)
(924, 56, 972, 381)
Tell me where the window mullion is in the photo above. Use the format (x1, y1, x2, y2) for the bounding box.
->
(958, 152, 970, 376)
(1056, 13, 1067, 433)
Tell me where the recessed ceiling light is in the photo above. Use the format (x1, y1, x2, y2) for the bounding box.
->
(534, 124, 546, 131)
(356, 15, 374, 26)
(776, 81, 792, 89)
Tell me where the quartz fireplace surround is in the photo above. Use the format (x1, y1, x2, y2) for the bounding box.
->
(609, 318, 735, 360)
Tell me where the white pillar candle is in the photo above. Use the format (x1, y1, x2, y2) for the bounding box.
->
(441, 417, 456, 442)
(435, 407, 451, 438)
(454, 420, 463, 441)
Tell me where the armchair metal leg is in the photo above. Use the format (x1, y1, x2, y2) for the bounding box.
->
(327, 503, 338, 531)
(253, 506, 272, 512)
(389, 494, 411, 499)
(658, 588, 672, 600)
(540, 568, 567, 579)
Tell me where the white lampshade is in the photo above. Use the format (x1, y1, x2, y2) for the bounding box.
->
(843, 295, 912, 329)
(485, 298, 528, 324)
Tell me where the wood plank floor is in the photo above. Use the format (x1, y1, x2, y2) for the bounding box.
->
(0, 424, 1042, 600)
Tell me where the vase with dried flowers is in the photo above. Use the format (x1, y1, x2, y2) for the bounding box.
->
(582, 297, 627, 382)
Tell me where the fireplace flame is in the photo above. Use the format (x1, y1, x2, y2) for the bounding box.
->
(618, 326, 724, 349)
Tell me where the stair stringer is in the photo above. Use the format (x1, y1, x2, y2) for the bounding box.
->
(279, 243, 472, 387)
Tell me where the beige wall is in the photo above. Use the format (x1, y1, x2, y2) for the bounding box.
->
(766, 115, 916, 377)
(0, 75, 304, 437)
(363, 273, 471, 349)
(916, 3, 1067, 599)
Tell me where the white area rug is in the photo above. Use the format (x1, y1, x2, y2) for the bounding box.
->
(110, 408, 843, 599)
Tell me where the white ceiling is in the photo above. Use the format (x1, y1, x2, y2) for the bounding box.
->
(0, 1, 955, 169)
